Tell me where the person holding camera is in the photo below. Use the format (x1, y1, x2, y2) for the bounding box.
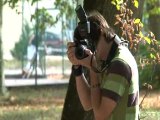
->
(67, 6, 139, 120)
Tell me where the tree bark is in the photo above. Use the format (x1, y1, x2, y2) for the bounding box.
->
(148, 15, 160, 41)
(61, 71, 86, 120)
(147, 0, 160, 40)
(61, 0, 145, 120)
(0, 0, 8, 96)
(0, 0, 4, 94)
(148, 15, 160, 40)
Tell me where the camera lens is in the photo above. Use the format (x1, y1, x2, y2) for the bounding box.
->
(75, 45, 88, 59)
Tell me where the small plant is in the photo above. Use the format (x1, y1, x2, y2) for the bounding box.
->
(11, 21, 33, 60)
(112, 0, 160, 87)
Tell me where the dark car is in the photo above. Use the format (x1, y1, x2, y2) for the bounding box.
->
(43, 32, 66, 55)
(44, 32, 63, 48)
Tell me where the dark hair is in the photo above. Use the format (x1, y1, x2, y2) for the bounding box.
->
(88, 11, 118, 64)
(88, 11, 115, 46)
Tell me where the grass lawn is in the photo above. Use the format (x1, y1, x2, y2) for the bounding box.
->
(139, 90, 160, 120)
(0, 86, 160, 120)
(4, 56, 72, 70)
(140, 109, 160, 120)
(0, 86, 67, 120)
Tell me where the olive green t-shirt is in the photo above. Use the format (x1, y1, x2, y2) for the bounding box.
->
(100, 46, 139, 120)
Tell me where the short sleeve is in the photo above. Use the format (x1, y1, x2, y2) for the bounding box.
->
(101, 60, 131, 103)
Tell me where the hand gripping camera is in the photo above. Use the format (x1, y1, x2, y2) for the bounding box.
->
(74, 5, 92, 60)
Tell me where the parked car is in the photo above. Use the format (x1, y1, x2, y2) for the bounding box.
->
(44, 32, 62, 47)
(42, 32, 66, 55)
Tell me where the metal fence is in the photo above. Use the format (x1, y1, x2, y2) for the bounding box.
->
(4, 0, 76, 87)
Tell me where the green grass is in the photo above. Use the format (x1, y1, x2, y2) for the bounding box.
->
(4, 59, 22, 69)
(4, 56, 72, 70)
(0, 86, 67, 120)
(140, 109, 160, 120)
(0, 106, 62, 120)
(0, 87, 160, 120)
(44, 56, 71, 68)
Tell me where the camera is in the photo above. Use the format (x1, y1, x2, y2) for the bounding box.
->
(74, 5, 91, 60)
(74, 5, 123, 60)
(74, 39, 89, 60)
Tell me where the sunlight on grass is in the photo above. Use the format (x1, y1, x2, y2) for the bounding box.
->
(4, 59, 21, 69)
(0, 86, 66, 120)
(1, 87, 160, 120)
(140, 109, 160, 120)
(4, 56, 72, 70)
(0, 105, 62, 120)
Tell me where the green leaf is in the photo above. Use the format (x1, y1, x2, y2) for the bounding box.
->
(111, 0, 124, 9)
(111, 1, 116, 5)
(144, 37, 151, 44)
(116, 5, 121, 10)
(134, 18, 140, 24)
(150, 53, 156, 59)
(139, 22, 144, 28)
(134, 0, 139, 8)
(116, 0, 123, 5)
(139, 31, 144, 38)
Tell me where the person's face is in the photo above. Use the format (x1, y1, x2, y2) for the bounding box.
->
(96, 33, 112, 60)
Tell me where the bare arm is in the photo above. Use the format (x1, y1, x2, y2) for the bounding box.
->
(89, 60, 130, 120)
(75, 67, 117, 120)
(90, 70, 117, 120)
(67, 42, 92, 110)
(75, 74, 92, 110)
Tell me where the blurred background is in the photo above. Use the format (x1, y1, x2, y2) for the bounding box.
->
(3, 0, 76, 81)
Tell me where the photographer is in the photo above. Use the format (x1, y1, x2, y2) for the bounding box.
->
(67, 9, 139, 120)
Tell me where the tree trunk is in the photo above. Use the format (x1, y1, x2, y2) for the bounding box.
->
(0, 0, 8, 96)
(146, 0, 160, 40)
(147, 0, 160, 40)
(148, 15, 160, 40)
(61, 0, 144, 120)
(0, 0, 4, 94)
(61, 70, 94, 120)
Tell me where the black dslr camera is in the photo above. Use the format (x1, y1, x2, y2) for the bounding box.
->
(74, 5, 91, 60)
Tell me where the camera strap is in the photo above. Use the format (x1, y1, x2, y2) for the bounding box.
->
(90, 53, 108, 73)
(90, 37, 118, 73)
(114, 35, 129, 47)
(90, 48, 116, 73)
(90, 34, 129, 73)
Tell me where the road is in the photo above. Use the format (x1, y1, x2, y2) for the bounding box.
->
(4, 67, 71, 87)
(4, 55, 72, 87)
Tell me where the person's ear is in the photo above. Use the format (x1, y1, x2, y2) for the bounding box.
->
(100, 28, 103, 32)
(100, 28, 105, 36)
